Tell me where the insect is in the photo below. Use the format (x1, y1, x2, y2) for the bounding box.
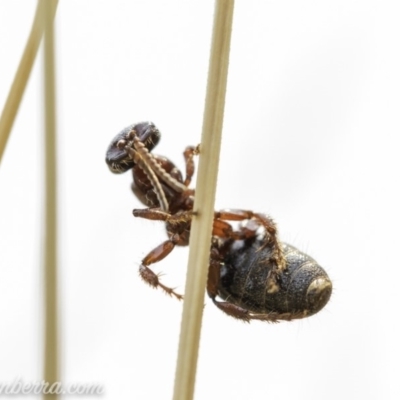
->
(106, 122, 332, 322)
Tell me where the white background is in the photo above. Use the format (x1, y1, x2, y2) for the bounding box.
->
(1, 1, 399, 399)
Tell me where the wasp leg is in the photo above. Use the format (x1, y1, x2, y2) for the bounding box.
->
(183, 145, 200, 187)
(133, 208, 195, 223)
(206, 251, 253, 322)
(214, 209, 279, 242)
(133, 208, 195, 299)
(133, 208, 171, 221)
(206, 256, 258, 322)
(214, 209, 285, 294)
(139, 233, 183, 300)
(210, 302, 303, 322)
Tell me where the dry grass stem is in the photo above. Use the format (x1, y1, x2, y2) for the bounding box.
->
(172, 1, 235, 399)
(42, 1, 59, 399)
(0, 0, 58, 165)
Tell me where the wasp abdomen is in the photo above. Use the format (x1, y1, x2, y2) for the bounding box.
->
(218, 241, 332, 319)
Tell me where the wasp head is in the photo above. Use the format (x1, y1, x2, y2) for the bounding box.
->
(105, 122, 161, 173)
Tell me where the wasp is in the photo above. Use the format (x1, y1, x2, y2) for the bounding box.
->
(106, 122, 332, 322)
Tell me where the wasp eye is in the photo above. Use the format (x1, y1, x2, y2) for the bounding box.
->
(306, 277, 332, 313)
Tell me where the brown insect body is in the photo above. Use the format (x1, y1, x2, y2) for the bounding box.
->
(105, 122, 332, 322)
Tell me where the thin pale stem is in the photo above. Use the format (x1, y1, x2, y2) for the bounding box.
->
(42, 1, 59, 399)
(0, 0, 58, 166)
(172, 1, 235, 400)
